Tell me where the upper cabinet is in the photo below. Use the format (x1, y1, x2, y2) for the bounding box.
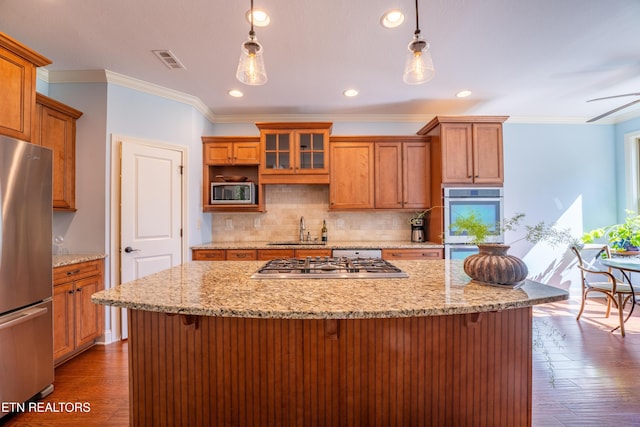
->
(374, 137, 430, 210)
(330, 136, 430, 211)
(0, 32, 51, 142)
(203, 136, 259, 165)
(257, 122, 332, 184)
(329, 138, 375, 210)
(33, 93, 83, 211)
(418, 116, 508, 185)
(201, 136, 263, 212)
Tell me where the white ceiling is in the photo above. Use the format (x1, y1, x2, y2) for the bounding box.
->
(2, 0, 640, 123)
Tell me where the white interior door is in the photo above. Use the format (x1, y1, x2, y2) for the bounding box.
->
(120, 140, 183, 338)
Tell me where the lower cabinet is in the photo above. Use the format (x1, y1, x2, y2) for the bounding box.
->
(382, 248, 443, 260)
(193, 248, 440, 260)
(193, 248, 333, 261)
(53, 259, 104, 366)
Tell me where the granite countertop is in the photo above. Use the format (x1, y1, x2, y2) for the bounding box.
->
(53, 253, 107, 267)
(92, 260, 568, 319)
(191, 241, 444, 250)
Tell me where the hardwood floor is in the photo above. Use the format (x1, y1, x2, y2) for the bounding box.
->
(2, 295, 639, 426)
(1, 342, 129, 427)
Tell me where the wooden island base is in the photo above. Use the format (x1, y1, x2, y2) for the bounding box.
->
(128, 307, 532, 426)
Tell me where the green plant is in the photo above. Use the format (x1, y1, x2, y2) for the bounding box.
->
(581, 210, 640, 250)
(450, 211, 576, 247)
(408, 206, 441, 226)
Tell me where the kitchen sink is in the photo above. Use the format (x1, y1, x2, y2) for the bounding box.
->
(268, 241, 326, 246)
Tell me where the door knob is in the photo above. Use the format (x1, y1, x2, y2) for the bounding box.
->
(124, 246, 140, 253)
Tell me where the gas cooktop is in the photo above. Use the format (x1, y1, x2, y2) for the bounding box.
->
(251, 257, 409, 279)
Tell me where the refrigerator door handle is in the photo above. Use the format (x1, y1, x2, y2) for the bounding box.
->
(0, 307, 48, 331)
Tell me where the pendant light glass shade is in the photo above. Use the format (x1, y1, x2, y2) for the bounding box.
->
(403, 0, 434, 85)
(236, 34, 267, 85)
(402, 34, 434, 84)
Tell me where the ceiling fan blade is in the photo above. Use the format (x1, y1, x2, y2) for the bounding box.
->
(587, 92, 640, 102)
(587, 98, 640, 123)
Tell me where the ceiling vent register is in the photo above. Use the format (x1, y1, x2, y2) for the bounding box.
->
(152, 50, 186, 70)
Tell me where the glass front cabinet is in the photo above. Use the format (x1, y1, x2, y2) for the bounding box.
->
(257, 122, 332, 184)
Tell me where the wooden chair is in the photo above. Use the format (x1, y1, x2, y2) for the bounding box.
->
(572, 244, 635, 336)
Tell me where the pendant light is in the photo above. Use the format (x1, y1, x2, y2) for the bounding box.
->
(403, 0, 434, 85)
(236, 0, 267, 85)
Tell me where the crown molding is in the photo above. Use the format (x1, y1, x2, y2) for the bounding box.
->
(36, 69, 640, 126)
(210, 113, 437, 124)
(42, 69, 216, 122)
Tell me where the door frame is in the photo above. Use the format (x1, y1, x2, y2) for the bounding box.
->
(109, 134, 188, 341)
(624, 130, 640, 214)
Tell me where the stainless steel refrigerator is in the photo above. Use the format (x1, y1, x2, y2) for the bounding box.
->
(0, 135, 54, 418)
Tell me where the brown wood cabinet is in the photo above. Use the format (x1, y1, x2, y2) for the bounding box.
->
(418, 116, 508, 185)
(225, 249, 257, 260)
(382, 248, 443, 260)
(192, 249, 226, 261)
(257, 249, 295, 260)
(374, 138, 430, 209)
(201, 136, 263, 212)
(257, 122, 332, 184)
(203, 136, 260, 165)
(294, 248, 332, 258)
(329, 138, 375, 210)
(53, 259, 104, 366)
(193, 248, 333, 261)
(0, 33, 51, 141)
(33, 93, 82, 211)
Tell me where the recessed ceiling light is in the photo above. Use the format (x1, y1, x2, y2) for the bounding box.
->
(381, 9, 404, 28)
(245, 9, 270, 27)
(228, 89, 244, 98)
(343, 89, 358, 97)
(456, 90, 472, 98)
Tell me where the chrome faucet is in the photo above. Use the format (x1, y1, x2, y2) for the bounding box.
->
(299, 216, 306, 242)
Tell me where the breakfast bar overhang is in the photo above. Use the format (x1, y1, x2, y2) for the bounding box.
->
(92, 260, 568, 426)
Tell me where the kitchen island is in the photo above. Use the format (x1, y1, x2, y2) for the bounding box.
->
(92, 260, 567, 426)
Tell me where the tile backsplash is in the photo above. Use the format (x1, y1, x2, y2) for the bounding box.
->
(210, 185, 417, 242)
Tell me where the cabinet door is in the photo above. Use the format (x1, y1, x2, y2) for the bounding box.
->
(403, 142, 430, 209)
(441, 124, 473, 184)
(382, 248, 443, 260)
(262, 131, 293, 173)
(35, 103, 76, 210)
(192, 249, 226, 261)
(204, 142, 233, 165)
(296, 130, 329, 174)
(375, 142, 403, 209)
(257, 249, 295, 260)
(0, 46, 36, 141)
(74, 276, 103, 349)
(330, 141, 374, 209)
(226, 249, 257, 260)
(233, 142, 260, 164)
(472, 123, 503, 184)
(295, 248, 332, 258)
(53, 282, 75, 362)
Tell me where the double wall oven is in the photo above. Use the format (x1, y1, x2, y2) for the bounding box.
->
(443, 187, 504, 260)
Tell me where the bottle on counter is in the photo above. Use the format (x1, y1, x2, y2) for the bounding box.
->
(321, 220, 328, 242)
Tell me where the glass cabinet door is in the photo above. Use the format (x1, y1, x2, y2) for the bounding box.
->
(264, 132, 291, 171)
(298, 132, 325, 171)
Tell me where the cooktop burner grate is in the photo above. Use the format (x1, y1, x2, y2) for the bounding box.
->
(251, 257, 409, 279)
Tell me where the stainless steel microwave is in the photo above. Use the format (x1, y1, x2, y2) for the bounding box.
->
(210, 182, 256, 204)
